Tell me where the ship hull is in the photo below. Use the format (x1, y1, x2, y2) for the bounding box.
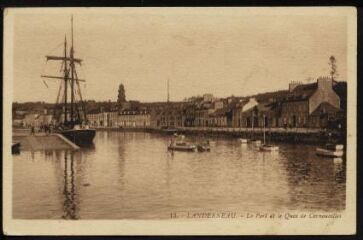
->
(61, 129, 96, 147)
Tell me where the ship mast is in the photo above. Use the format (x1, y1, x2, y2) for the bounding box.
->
(70, 15, 75, 123)
(41, 15, 85, 127)
(64, 36, 68, 123)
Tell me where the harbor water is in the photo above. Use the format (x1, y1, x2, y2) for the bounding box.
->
(13, 131, 346, 219)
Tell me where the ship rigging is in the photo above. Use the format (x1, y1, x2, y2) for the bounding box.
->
(41, 16, 95, 146)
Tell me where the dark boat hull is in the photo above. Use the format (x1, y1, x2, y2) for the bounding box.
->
(61, 129, 96, 147)
(12, 142, 21, 154)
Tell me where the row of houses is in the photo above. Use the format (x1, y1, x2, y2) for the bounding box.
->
(14, 77, 346, 130)
(88, 110, 151, 128)
(13, 109, 54, 128)
(86, 77, 346, 130)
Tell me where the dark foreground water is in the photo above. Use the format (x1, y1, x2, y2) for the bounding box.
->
(13, 131, 346, 219)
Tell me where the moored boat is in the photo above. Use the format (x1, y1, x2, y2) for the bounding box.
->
(173, 133, 185, 139)
(41, 16, 96, 147)
(168, 142, 197, 152)
(316, 147, 344, 158)
(161, 126, 178, 134)
(12, 141, 21, 154)
(61, 127, 96, 146)
(259, 114, 279, 152)
(238, 138, 248, 144)
(197, 144, 211, 152)
(325, 144, 344, 151)
(260, 144, 279, 152)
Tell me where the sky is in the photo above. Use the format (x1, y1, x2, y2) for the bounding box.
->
(11, 8, 348, 103)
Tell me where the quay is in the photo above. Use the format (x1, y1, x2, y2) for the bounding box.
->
(13, 129, 80, 151)
(94, 126, 344, 144)
(176, 127, 344, 144)
(12, 124, 343, 151)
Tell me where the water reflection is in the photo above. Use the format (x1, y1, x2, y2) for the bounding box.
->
(13, 132, 346, 219)
(62, 151, 78, 219)
(333, 158, 345, 184)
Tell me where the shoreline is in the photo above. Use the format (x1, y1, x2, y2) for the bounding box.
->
(12, 126, 345, 145)
(92, 126, 345, 145)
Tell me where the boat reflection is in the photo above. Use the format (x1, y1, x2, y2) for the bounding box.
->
(62, 151, 78, 219)
(13, 132, 347, 219)
(333, 158, 345, 183)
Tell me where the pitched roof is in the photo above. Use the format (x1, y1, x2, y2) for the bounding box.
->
(209, 107, 230, 117)
(246, 89, 290, 102)
(256, 103, 273, 112)
(310, 102, 341, 116)
(282, 83, 318, 102)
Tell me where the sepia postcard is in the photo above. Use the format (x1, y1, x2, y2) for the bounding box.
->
(3, 7, 357, 235)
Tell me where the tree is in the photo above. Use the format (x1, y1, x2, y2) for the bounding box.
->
(329, 56, 338, 81)
(117, 84, 126, 104)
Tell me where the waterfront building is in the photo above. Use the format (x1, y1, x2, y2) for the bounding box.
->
(161, 108, 184, 128)
(13, 110, 27, 127)
(13, 117, 25, 127)
(232, 97, 259, 128)
(87, 111, 118, 127)
(256, 102, 279, 128)
(87, 112, 106, 127)
(202, 93, 214, 102)
(211, 99, 224, 112)
(183, 103, 197, 127)
(149, 103, 185, 128)
(87, 112, 101, 127)
(19, 112, 54, 128)
(40, 114, 54, 125)
(208, 108, 229, 127)
(194, 106, 210, 127)
(22, 113, 40, 127)
(149, 107, 163, 128)
(309, 102, 342, 128)
(119, 100, 141, 111)
(107, 111, 119, 127)
(118, 110, 150, 128)
(279, 77, 341, 128)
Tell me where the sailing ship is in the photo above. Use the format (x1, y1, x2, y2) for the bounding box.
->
(41, 16, 95, 146)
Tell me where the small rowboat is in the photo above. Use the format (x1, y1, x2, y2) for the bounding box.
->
(316, 144, 344, 158)
(168, 142, 196, 152)
(197, 144, 211, 152)
(316, 147, 344, 158)
(325, 144, 344, 151)
(238, 138, 248, 144)
(260, 144, 279, 152)
(173, 133, 185, 139)
(162, 127, 178, 134)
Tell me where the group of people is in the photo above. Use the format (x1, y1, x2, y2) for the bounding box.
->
(30, 123, 54, 135)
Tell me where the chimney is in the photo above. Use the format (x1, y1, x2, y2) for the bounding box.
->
(317, 76, 333, 90)
(289, 81, 302, 92)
